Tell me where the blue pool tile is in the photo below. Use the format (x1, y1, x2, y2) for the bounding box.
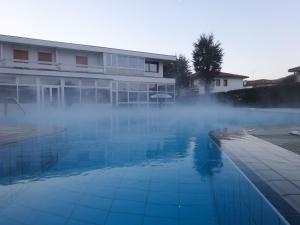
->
(143, 217, 178, 225)
(0, 216, 21, 225)
(31, 211, 67, 225)
(115, 188, 148, 202)
(179, 183, 210, 194)
(179, 193, 212, 205)
(37, 198, 75, 218)
(70, 205, 108, 224)
(67, 219, 96, 225)
(111, 199, 145, 215)
(50, 189, 83, 204)
(79, 194, 112, 211)
(86, 185, 116, 199)
(179, 219, 217, 225)
(120, 179, 149, 190)
(148, 191, 179, 205)
(106, 212, 143, 225)
(145, 204, 178, 219)
(262, 202, 281, 225)
(179, 205, 214, 220)
(149, 182, 179, 192)
(1, 205, 36, 225)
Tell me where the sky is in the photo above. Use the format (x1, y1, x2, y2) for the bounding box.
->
(0, 0, 299, 80)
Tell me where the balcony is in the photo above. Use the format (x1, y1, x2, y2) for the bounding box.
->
(0, 59, 104, 74)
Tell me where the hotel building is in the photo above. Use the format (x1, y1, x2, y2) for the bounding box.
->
(0, 35, 176, 110)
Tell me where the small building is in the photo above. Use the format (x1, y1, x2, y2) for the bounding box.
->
(288, 66, 300, 82)
(190, 72, 249, 94)
(0, 34, 176, 111)
(244, 79, 280, 88)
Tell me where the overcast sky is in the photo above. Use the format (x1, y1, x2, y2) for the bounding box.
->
(0, 0, 299, 79)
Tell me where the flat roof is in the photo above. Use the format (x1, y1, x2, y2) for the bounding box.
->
(288, 66, 300, 73)
(0, 34, 176, 62)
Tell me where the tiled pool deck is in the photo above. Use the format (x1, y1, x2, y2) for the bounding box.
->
(210, 128, 300, 225)
(249, 126, 300, 155)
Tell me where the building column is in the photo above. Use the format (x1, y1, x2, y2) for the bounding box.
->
(37, 78, 41, 108)
(116, 81, 119, 107)
(0, 43, 3, 60)
(110, 81, 113, 107)
(79, 80, 82, 104)
(61, 79, 65, 108)
(147, 83, 149, 107)
(16, 77, 19, 102)
(55, 48, 60, 68)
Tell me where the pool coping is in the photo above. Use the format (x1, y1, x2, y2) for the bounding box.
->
(209, 128, 300, 225)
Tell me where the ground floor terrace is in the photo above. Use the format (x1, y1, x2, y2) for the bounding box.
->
(0, 74, 175, 112)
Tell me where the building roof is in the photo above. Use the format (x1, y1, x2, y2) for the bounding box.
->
(191, 72, 249, 79)
(0, 34, 176, 61)
(245, 79, 279, 87)
(288, 66, 300, 73)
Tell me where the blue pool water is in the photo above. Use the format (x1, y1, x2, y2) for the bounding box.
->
(0, 108, 299, 225)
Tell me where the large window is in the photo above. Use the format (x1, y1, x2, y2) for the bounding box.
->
(38, 52, 52, 63)
(76, 56, 88, 65)
(118, 91, 128, 102)
(216, 79, 220, 86)
(145, 61, 159, 73)
(13, 49, 28, 61)
(0, 86, 17, 103)
(81, 88, 95, 104)
(97, 89, 110, 104)
(18, 86, 37, 104)
(104, 53, 144, 70)
(64, 87, 80, 107)
(0, 76, 17, 103)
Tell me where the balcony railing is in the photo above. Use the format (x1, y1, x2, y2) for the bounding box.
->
(1, 59, 104, 74)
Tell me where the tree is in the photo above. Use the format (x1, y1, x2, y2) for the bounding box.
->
(192, 33, 224, 94)
(164, 54, 191, 89)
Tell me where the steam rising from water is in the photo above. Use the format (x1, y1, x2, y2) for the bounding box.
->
(1, 103, 300, 130)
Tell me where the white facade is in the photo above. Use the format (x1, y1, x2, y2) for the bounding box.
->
(193, 76, 247, 94)
(0, 35, 176, 110)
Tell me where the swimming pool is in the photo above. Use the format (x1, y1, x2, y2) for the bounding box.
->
(0, 108, 299, 225)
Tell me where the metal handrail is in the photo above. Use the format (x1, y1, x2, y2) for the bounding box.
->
(3, 97, 26, 116)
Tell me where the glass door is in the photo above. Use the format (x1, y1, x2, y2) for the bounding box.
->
(42, 86, 60, 108)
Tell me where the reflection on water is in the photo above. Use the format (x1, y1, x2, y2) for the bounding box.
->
(0, 114, 195, 185)
(0, 108, 298, 225)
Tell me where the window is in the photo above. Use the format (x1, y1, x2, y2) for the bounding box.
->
(18, 86, 37, 104)
(38, 52, 52, 62)
(97, 89, 110, 104)
(13, 49, 28, 61)
(215, 79, 220, 86)
(223, 79, 228, 86)
(145, 61, 159, 73)
(76, 56, 88, 65)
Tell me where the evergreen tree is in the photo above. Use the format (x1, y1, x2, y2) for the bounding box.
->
(192, 33, 223, 94)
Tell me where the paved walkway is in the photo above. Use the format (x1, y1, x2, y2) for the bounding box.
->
(249, 125, 300, 155)
(210, 127, 300, 225)
(0, 125, 64, 145)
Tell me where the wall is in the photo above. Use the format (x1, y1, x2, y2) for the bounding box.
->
(193, 78, 245, 94)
